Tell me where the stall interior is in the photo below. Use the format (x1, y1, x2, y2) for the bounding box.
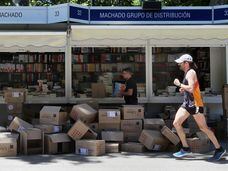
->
(152, 47, 210, 96)
(0, 52, 65, 97)
(72, 47, 146, 98)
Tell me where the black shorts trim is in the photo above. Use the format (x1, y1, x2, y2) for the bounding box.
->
(181, 106, 204, 115)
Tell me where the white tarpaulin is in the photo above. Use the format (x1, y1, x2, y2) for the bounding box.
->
(0, 32, 66, 52)
(71, 25, 228, 46)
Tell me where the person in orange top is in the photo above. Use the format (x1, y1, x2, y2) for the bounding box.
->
(172, 54, 226, 161)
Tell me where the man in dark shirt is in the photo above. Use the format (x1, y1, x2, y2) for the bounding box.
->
(120, 68, 138, 105)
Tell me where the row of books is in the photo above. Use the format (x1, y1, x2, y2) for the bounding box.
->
(0, 63, 64, 73)
(0, 53, 65, 63)
(72, 47, 145, 54)
(72, 54, 145, 64)
(0, 64, 24, 72)
(72, 63, 145, 72)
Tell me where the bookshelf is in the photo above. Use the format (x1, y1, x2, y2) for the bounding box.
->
(72, 47, 146, 98)
(152, 47, 210, 96)
(0, 52, 65, 97)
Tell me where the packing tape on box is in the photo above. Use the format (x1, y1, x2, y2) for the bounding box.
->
(79, 148, 89, 155)
(53, 126, 60, 133)
(17, 126, 26, 132)
(12, 92, 20, 98)
(107, 111, 119, 118)
(152, 145, 162, 151)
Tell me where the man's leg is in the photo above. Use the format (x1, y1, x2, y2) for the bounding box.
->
(193, 113, 226, 160)
(193, 113, 220, 148)
(173, 107, 190, 148)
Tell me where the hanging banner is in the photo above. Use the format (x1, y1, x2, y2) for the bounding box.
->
(89, 7, 213, 24)
(0, 6, 47, 24)
(214, 5, 228, 24)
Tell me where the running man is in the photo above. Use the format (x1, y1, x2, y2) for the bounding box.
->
(173, 54, 226, 161)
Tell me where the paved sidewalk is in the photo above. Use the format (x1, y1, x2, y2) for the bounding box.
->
(0, 150, 227, 171)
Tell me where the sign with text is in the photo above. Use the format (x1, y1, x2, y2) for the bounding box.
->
(69, 4, 89, 23)
(90, 7, 213, 24)
(214, 5, 228, 24)
(48, 3, 68, 24)
(0, 7, 47, 24)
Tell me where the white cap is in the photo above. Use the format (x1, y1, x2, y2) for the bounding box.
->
(175, 54, 193, 63)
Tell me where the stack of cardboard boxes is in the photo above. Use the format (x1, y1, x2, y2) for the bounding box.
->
(69, 104, 104, 156)
(4, 88, 27, 125)
(38, 106, 71, 154)
(0, 102, 215, 157)
(98, 108, 121, 153)
(7, 117, 42, 155)
(121, 105, 145, 153)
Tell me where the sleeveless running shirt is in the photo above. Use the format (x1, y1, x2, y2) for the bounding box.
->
(182, 69, 204, 109)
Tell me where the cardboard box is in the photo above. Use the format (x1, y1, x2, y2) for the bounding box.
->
(143, 119, 165, 130)
(70, 104, 97, 124)
(44, 133, 72, 154)
(34, 124, 62, 134)
(101, 131, 124, 142)
(67, 120, 97, 140)
(121, 142, 146, 153)
(6, 103, 23, 114)
(92, 83, 106, 98)
(8, 117, 33, 132)
(89, 123, 99, 133)
(124, 131, 142, 142)
(4, 88, 27, 103)
(139, 130, 169, 151)
(75, 140, 105, 156)
(40, 106, 68, 125)
(161, 126, 180, 145)
(99, 123, 120, 131)
(121, 119, 142, 132)
(99, 109, 121, 124)
(187, 137, 210, 153)
(105, 143, 119, 153)
(0, 132, 19, 156)
(21, 128, 43, 155)
(0, 138, 17, 157)
(122, 105, 144, 119)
